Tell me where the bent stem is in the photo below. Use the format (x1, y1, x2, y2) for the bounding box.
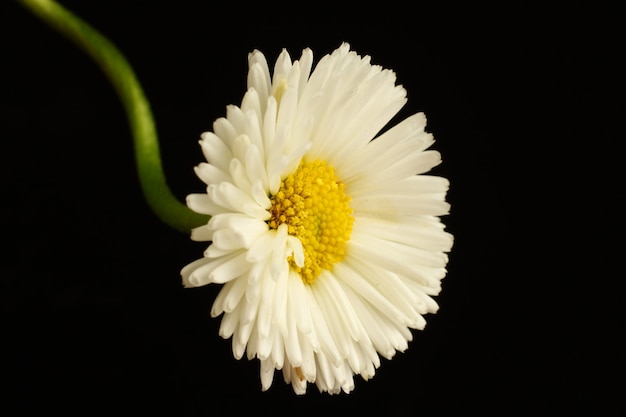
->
(17, 0, 209, 233)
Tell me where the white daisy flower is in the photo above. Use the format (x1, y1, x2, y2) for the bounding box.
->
(181, 42, 453, 395)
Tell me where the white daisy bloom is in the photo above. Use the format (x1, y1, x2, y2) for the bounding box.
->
(181, 42, 453, 395)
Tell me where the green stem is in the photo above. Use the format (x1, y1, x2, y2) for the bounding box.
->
(17, 0, 209, 233)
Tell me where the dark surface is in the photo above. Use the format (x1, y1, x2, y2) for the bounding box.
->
(1, 1, 620, 415)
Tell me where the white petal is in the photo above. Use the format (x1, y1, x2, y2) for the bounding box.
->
(211, 276, 247, 316)
(209, 250, 252, 284)
(344, 145, 441, 193)
(245, 148, 269, 194)
(310, 274, 352, 358)
(248, 50, 271, 102)
(351, 190, 451, 217)
(299, 331, 317, 382)
(352, 230, 449, 269)
(225, 105, 246, 137)
(186, 193, 224, 216)
(343, 290, 395, 359)
(343, 254, 425, 321)
(272, 48, 293, 87)
(190, 224, 212, 242)
(270, 328, 285, 369)
(353, 214, 454, 252)
(209, 214, 268, 248)
(218, 309, 239, 339)
(286, 235, 305, 268)
(287, 270, 312, 334)
(243, 278, 262, 316)
(305, 285, 341, 366)
(284, 304, 303, 367)
(204, 245, 236, 259)
(199, 132, 233, 172)
(296, 48, 314, 98)
(250, 179, 271, 209)
(313, 353, 333, 392)
(207, 182, 269, 219)
(232, 324, 248, 360)
(248, 63, 270, 114)
(272, 271, 289, 337)
(180, 257, 211, 288)
(328, 80, 407, 167)
(212, 117, 238, 149)
(256, 274, 276, 339)
(332, 261, 408, 325)
(241, 89, 263, 129)
(229, 158, 253, 195)
(262, 97, 277, 159)
(260, 358, 275, 391)
(247, 230, 277, 263)
(348, 235, 447, 298)
(270, 224, 289, 280)
(194, 162, 231, 186)
(315, 273, 363, 343)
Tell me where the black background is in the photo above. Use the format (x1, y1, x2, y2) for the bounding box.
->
(1, 1, 621, 416)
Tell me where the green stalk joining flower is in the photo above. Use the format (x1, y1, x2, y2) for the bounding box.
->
(16, 0, 208, 233)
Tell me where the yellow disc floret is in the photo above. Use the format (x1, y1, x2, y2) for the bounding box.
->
(269, 160, 354, 284)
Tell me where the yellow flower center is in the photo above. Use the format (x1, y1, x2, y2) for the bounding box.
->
(268, 160, 354, 284)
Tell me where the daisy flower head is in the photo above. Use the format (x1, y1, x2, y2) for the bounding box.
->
(181, 42, 453, 395)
